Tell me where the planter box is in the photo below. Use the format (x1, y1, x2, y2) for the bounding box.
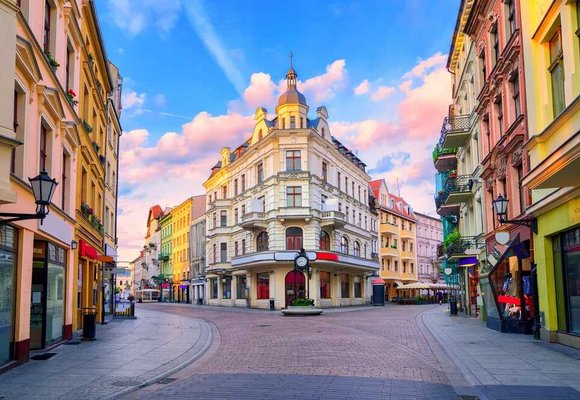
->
(281, 306, 323, 316)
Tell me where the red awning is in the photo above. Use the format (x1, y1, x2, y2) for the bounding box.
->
(79, 239, 98, 260)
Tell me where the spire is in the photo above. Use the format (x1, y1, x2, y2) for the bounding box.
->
(286, 51, 297, 89)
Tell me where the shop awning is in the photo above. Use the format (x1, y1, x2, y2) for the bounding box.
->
(394, 281, 404, 287)
(458, 257, 478, 267)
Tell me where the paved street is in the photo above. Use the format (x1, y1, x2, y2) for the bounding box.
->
(1, 303, 580, 400)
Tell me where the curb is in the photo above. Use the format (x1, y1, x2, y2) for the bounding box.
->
(416, 308, 490, 400)
(103, 316, 213, 400)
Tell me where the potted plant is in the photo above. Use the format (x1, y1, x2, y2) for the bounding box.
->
(82, 120, 93, 133)
(65, 89, 78, 106)
(281, 298, 323, 316)
(44, 51, 59, 70)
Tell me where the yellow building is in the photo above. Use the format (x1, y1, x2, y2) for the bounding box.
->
(371, 179, 418, 300)
(171, 197, 192, 302)
(520, 0, 580, 348)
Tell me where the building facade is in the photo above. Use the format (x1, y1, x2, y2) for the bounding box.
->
(189, 213, 206, 305)
(520, 0, 580, 348)
(434, 0, 487, 319)
(141, 205, 163, 289)
(203, 63, 379, 310)
(158, 207, 173, 301)
(0, 0, 120, 368)
(371, 179, 418, 300)
(415, 212, 443, 284)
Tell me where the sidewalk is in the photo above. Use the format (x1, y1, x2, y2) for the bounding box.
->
(422, 306, 580, 400)
(0, 307, 212, 400)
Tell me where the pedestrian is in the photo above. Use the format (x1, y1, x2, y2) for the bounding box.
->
(437, 291, 443, 305)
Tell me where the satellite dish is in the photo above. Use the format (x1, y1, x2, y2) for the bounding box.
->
(495, 231, 510, 245)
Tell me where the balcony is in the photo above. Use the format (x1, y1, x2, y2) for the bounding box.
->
(445, 236, 483, 261)
(380, 222, 398, 234)
(400, 229, 413, 239)
(435, 191, 459, 216)
(208, 199, 232, 210)
(276, 206, 312, 222)
(400, 250, 414, 260)
(444, 175, 473, 205)
(432, 144, 457, 172)
(380, 246, 398, 257)
(439, 115, 471, 148)
(240, 212, 266, 229)
(158, 253, 170, 262)
(320, 210, 346, 228)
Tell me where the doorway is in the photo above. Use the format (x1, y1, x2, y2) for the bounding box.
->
(285, 270, 305, 307)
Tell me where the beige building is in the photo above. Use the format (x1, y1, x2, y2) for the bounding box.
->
(203, 63, 379, 309)
(371, 179, 418, 300)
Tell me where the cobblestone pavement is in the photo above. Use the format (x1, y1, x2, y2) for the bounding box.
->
(124, 303, 459, 400)
(0, 308, 212, 400)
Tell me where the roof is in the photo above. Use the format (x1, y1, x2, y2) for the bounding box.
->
(277, 87, 307, 107)
(148, 205, 163, 220)
(369, 180, 383, 199)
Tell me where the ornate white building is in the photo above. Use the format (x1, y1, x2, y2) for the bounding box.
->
(203, 63, 379, 309)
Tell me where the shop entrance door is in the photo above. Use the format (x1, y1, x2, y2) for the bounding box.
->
(285, 270, 305, 307)
(30, 260, 45, 350)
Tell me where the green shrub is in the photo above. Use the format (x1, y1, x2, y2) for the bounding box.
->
(291, 298, 314, 307)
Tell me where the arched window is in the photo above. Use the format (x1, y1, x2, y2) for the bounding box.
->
(258, 129, 263, 140)
(340, 236, 349, 254)
(286, 227, 303, 250)
(353, 241, 360, 257)
(319, 230, 330, 251)
(256, 231, 269, 252)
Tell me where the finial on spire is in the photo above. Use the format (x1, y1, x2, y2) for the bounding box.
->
(286, 51, 297, 89)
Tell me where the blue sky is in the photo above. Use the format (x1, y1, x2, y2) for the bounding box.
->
(94, 0, 459, 260)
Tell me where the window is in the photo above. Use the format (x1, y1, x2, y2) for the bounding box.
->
(222, 185, 227, 199)
(322, 161, 328, 182)
(345, 177, 348, 194)
(286, 186, 302, 207)
(286, 150, 301, 171)
(337, 171, 341, 190)
(341, 274, 349, 298)
(39, 124, 48, 172)
(511, 73, 521, 119)
(234, 241, 239, 256)
(61, 152, 69, 210)
(234, 179, 238, 196)
(210, 278, 218, 299)
(410, 263, 414, 274)
(353, 241, 360, 257)
(286, 227, 303, 250)
(290, 116, 296, 128)
(65, 45, 73, 91)
(255, 163, 265, 185)
(346, 206, 349, 222)
(257, 272, 269, 299)
(234, 208, 239, 224)
(506, 0, 516, 39)
(352, 181, 355, 197)
(257, 231, 269, 251)
(321, 194, 327, 210)
(320, 230, 330, 251)
(220, 242, 227, 263)
(491, 21, 499, 66)
(358, 186, 361, 201)
(517, 163, 525, 214)
(549, 29, 565, 117)
(496, 97, 504, 136)
(223, 277, 231, 299)
(212, 212, 217, 228)
(354, 277, 361, 298)
(241, 174, 246, 191)
(241, 239, 246, 255)
(340, 236, 349, 254)
(394, 260, 398, 272)
(236, 276, 246, 299)
(479, 51, 487, 84)
(43, 0, 52, 53)
(364, 216, 367, 229)
(320, 271, 331, 299)
(220, 210, 227, 227)
(321, 127, 325, 138)
(258, 129, 263, 140)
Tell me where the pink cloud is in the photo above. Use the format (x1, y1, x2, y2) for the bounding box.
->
(402, 52, 447, 79)
(242, 72, 277, 111)
(354, 80, 369, 95)
(371, 85, 396, 101)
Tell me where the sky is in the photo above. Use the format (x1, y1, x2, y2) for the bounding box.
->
(94, 0, 459, 264)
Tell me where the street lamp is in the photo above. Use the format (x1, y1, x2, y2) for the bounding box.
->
(0, 170, 58, 225)
(492, 194, 537, 234)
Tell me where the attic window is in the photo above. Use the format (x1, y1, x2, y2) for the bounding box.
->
(258, 129, 263, 140)
(321, 127, 325, 138)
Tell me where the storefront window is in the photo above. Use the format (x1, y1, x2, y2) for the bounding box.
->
(210, 278, 218, 299)
(0, 225, 16, 365)
(236, 275, 246, 299)
(561, 228, 580, 334)
(354, 276, 362, 298)
(257, 272, 269, 299)
(341, 274, 349, 298)
(223, 277, 232, 299)
(320, 271, 330, 298)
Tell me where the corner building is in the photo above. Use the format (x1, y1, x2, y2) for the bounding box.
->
(203, 64, 379, 309)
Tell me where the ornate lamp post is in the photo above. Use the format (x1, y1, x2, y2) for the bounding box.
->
(0, 170, 58, 225)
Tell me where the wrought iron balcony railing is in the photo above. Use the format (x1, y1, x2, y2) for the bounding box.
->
(445, 236, 484, 257)
(432, 144, 457, 162)
(438, 115, 471, 148)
